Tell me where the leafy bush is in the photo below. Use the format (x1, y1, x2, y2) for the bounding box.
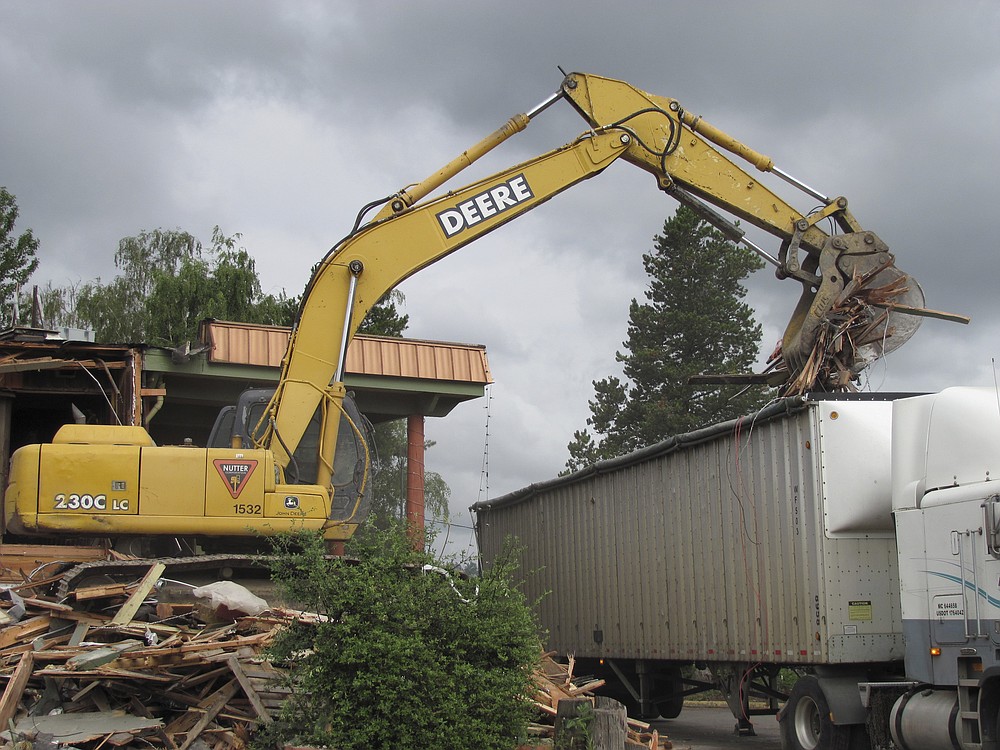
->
(253, 525, 540, 750)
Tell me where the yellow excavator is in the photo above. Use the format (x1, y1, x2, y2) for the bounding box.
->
(4, 72, 929, 548)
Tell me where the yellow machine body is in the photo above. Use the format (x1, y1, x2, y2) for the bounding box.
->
(4, 425, 353, 540)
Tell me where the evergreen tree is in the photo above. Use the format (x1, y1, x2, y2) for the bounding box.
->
(0, 187, 40, 325)
(566, 206, 767, 472)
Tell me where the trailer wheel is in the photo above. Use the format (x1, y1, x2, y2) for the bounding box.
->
(780, 676, 851, 750)
(656, 669, 684, 719)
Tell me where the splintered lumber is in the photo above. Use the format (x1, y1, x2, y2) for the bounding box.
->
(65, 638, 144, 670)
(73, 581, 135, 601)
(757, 263, 970, 397)
(0, 542, 112, 583)
(69, 621, 91, 647)
(0, 652, 33, 730)
(532, 654, 670, 749)
(226, 654, 274, 723)
(0, 615, 51, 650)
(568, 678, 606, 696)
(869, 301, 971, 324)
(177, 678, 241, 750)
(16, 597, 74, 617)
(37, 666, 176, 682)
(0, 559, 295, 749)
(110, 561, 166, 625)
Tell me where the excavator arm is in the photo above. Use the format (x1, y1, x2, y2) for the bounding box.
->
(262, 72, 928, 486)
(558, 73, 925, 377)
(261, 127, 634, 484)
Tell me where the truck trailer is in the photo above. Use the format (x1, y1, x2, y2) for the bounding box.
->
(472, 387, 1000, 750)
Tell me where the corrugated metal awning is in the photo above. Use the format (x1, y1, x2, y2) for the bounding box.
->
(200, 320, 492, 385)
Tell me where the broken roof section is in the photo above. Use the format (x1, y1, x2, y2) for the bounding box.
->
(0, 321, 491, 460)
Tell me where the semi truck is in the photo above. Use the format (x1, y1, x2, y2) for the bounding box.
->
(472, 387, 1000, 750)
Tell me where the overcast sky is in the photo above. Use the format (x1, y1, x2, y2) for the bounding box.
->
(3, 2, 999, 556)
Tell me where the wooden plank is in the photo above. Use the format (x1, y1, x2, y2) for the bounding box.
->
(0, 543, 109, 561)
(177, 679, 241, 750)
(51, 609, 113, 626)
(239, 662, 284, 680)
(70, 679, 104, 703)
(9, 573, 67, 593)
(109, 630, 274, 666)
(37, 667, 174, 682)
(0, 544, 108, 591)
(20, 597, 74, 613)
(73, 582, 132, 601)
(869, 301, 972, 324)
(0, 652, 33, 730)
(0, 357, 72, 374)
(174, 665, 231, 690)
(69, 621, 90, 647)
(110, 562, 166, 625)
(226, 655, 273, 723)
(567, 678, 606, 696)
(0, 615, 51, 650)
(66, 639, 144, 670)
(16, 633, 70, 658)
(115, 649, 227, 670)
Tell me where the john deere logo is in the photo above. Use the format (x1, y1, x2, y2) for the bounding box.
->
(436, 174, 534, 238)
(213, 459, 259, 499)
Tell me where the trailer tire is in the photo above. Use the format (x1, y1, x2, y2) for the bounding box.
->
(656, 669, 685, 719)
(780, 676, 852, 750)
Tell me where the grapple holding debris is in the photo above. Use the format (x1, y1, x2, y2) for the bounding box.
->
(774, 230, 929, 395)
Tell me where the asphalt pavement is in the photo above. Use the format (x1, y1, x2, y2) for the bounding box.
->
(652, 704, 782, 750)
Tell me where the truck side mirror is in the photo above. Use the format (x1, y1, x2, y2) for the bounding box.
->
(984, 496, 1000, 557)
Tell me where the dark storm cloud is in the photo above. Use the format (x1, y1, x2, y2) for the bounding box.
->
(1, 1, 998, 530)
(5, 3, 310, 109)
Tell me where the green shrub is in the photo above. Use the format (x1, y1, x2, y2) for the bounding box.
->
(253, 525, 540, 750)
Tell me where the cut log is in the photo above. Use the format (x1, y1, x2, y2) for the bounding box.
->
(554, 696, 628, 750)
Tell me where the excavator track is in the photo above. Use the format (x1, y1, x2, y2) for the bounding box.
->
(56, 553, 274, 603)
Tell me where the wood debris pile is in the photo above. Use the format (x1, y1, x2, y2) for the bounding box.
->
(4, 552, 666, 750)
(0, 554, 293, 750)
(525, 653, 670, 749)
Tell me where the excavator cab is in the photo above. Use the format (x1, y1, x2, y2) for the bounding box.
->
(208, 389, 373, 524)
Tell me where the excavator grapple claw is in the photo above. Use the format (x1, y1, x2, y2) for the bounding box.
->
(776, 233, 925, 394)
